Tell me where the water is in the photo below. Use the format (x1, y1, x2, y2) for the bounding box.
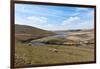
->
(52, 31, 68, 38)
(30, 41, 45, 46)
(29, 32, 67, 46)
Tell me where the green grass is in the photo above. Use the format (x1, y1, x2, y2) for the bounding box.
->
(15, 41, 94, 67)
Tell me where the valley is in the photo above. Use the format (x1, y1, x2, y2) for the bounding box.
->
(14, 24, 95, 67)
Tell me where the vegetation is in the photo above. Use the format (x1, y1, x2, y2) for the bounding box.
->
(14, 25, 95, 67)
(15, 41, 94, 67)
(15, 24, 55, 41)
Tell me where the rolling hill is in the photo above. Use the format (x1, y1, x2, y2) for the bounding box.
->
(15, 24, 55, 41)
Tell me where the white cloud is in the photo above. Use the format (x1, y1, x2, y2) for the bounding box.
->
(61, 15, 94, 30)
(15, 21, 21, 24)
(15, 16, 48, 28)
(62, 16, 80, 25)
(27, 16, 48, 24)
(15, 20, 29, 26)
(76, 8, 89, 11)
(71, 13, 80, 16)
(46, 24, 53, 27)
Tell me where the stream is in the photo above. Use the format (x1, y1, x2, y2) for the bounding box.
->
(29, 31, 68, 46)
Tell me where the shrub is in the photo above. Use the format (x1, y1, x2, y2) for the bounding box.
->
(44, 38, 65, 44)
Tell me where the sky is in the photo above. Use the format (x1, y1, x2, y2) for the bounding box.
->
(15, 4, 94, 31)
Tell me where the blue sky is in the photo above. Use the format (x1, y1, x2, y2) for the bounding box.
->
(15, 4, 94, 31)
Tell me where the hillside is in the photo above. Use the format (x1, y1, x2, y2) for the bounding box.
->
(15, 28, 95, 67)
(15, 24, 55, 41)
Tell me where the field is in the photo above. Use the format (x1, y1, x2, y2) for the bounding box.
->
(15, 41, 94, 67)
(14, 27, 95, 67)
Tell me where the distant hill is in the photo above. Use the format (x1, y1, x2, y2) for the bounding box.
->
(15, 24, 55, 41)
(54, 29, 94, 32)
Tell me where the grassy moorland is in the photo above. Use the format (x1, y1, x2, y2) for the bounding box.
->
(15, 41, 94, 67)
(15, 24, 55, 41)
(14, 24, 95, 67)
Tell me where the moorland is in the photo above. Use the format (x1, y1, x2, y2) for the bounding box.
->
(15, 24, 95, 67)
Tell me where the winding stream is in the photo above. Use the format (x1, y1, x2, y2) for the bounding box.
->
(29, 31, 68, 46)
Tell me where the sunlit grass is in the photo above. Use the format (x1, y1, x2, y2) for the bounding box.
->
(15, 41, 94, 67)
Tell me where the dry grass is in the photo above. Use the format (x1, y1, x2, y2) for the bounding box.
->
(14, 28, 95, 67)
(15, 41, 94, 67)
